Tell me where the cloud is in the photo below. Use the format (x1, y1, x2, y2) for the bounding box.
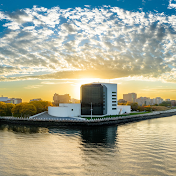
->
(142, 88, 176, 92)
(24, 85, 43, 89)
(168, 0, 176, 9)
(0, 5, 176, 83)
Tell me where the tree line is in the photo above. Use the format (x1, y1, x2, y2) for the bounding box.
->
(0, 101, 53, 117)
(118, 101, 174, 112)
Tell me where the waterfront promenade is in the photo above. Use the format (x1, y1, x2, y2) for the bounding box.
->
(0, 109, 176, 126)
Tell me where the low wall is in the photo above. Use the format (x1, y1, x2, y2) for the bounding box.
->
(48, 104, 81, 117)
(0, 109, 176, 126)
(117, 105, 131, 114)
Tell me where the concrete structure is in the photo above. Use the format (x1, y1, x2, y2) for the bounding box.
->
(117, 105, 131, 114)
(48, 104, 81, 118)
(53, 93, 71, 106)
(123, 93, 137, 103)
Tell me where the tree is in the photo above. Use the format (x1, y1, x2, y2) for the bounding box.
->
(20, 104, 37, 117)
(138, 106, 145, 112)
(39, 101, 53, 111)
(159, 101, 171, 107)
(0, 102, 7, 116)
(144, 105, 152, 112)
(6, 103, 15, 116)
(130, 102, 138, 111)
(118, 102, 126, 105)
(29, 101, 43, 113)
(11, 103, 23, 117)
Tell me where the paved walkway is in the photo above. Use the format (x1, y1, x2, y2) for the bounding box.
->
(29, 112, 85, 121)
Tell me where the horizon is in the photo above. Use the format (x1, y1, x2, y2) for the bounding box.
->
(1, 80, 175, 102)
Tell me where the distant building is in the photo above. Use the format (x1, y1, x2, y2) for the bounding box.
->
(30, 98, 42, 102)
(155, 97, 163, 105)
(123, 93, 137, 103)
(136, 97, 150, 106)
(171, 100, 176, 106)
(0, 96, 9, 103)
(0, 96, 22, 104)
(53, 94, 71, 106)
(71, 98, 80, 104)
(165, 99, 170, 101)
(150, 98, 156, 105)
(7, 98, 22, 104)
(118, 99, 127, 104)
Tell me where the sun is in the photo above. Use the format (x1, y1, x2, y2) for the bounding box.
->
(72, 78, 101, 100)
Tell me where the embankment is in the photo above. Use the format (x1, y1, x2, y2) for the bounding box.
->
(0, 110, 176, 127)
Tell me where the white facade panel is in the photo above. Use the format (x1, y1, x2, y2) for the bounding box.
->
(101, 83, 118, 115)
(48, 104, 81, 117)
(117, 105, 131, 114)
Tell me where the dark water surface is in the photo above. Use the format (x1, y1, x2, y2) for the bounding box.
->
(1, 115, 176, 176)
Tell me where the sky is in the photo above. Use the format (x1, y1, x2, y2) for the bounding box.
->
(0, 0, 176, 102)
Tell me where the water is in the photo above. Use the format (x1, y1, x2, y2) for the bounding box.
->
(1, 115, 176, 176)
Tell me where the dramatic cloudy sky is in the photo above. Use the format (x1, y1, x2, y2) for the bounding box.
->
(0, 0, 176, 101)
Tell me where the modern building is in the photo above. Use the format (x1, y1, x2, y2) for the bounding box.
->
(48, 83, 131, 118)
(53, 93, 71, 106)
(123, 93, 137, 103)
(81, 83, 118, 116)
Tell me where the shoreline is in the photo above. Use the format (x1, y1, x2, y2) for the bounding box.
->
(0, 110, 176, 127)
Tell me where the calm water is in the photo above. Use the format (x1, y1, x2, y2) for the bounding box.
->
(1, 115, 176, 176)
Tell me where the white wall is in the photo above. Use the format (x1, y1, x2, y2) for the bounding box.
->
(101, 83, 118, 115)
(48, 104, 81, 117)
(117, 105, 131, 114)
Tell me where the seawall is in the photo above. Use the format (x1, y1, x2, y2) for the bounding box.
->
(0, 110, 176, 127)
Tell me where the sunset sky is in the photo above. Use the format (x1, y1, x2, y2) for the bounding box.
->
(0, 0, 176, 102)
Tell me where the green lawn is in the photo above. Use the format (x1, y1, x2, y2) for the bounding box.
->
(82, 111, 151, 120)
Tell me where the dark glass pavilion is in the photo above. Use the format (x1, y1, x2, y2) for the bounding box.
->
(81, 84, 104, 115)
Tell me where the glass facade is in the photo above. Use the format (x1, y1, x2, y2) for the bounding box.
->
(81, 84, 104, 115)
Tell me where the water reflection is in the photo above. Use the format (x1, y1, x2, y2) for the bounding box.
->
(0, 123, 49, 134)
(80, 126, 117, 145)
(1, 117, 176, 175)
(0, 123, 118, 146)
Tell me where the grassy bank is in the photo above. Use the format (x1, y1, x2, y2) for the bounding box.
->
(82, 112, 152, 120)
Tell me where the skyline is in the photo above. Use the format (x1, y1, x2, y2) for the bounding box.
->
(1, 79, 175, 102)
(1, 0, 176, 101)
